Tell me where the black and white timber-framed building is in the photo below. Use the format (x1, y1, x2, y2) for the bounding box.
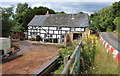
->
(28, 14, 88, 43)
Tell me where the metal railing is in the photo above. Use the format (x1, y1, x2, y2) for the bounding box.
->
(61, 39, 83, 75)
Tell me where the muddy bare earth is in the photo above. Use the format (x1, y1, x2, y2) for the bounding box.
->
(1, 41, 60, 74)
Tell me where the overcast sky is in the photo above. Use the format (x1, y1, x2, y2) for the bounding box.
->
(0, 0, 119, 2)
(0, 0, 119, 15)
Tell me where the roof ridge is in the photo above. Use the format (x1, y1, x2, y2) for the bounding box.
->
(35, 14, 88, 16)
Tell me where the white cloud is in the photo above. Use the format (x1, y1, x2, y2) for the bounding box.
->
(82, 11, 94, 15)
(0, 5, 11, 8)
(61, 7, 79, 14)
(31, 3, 52, 8)
(0, 1, 116, 15)
(0, 0, 119, 2)
(60, 6, 74, 13)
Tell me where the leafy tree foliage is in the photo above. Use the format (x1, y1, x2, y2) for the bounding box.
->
(89, 1, 120, 32)
(13, 3, 56, 31)
(1, 2, 56, 36)
(56, 11, 67, 14)
(112, 1, 120, 17)
(13, 3, 55, 32)
(78, 12, 84, 14)
(16, 2, 30, 14)
(113, 17, 120, 32)
(1, 6, 14, 37)
(22, 6, 55, 30)
(12, 3, 31, 32)
(11, 24, 25, 32)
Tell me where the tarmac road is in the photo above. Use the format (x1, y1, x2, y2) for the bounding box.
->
(100, 32, 120, 51)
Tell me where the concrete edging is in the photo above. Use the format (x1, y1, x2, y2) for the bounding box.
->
(99, 35, 120, 62)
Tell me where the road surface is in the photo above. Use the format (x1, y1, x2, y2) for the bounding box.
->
(100, 32, 120, 51)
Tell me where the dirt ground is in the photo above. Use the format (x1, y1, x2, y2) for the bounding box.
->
(1, 41, 60, 74)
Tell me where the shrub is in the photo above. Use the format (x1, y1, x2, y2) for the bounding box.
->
(80, 35, 97, 74)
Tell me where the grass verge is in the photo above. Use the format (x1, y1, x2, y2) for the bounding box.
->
(113, 32, 120, 38)
(91, 39, 118, 74)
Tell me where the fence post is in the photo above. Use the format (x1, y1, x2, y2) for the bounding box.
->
(64, 55, 70, 74)
(61, 39, 83, 75)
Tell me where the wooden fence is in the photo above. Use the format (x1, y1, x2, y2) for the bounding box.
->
(61, 39, 83, 75)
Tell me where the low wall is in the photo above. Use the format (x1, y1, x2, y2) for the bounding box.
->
(31, 56, 60, 75)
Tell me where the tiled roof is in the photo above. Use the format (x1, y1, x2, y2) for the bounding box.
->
(28, 14, 88, 27)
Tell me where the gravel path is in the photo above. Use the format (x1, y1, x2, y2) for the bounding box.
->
(2, 41, 59, 74)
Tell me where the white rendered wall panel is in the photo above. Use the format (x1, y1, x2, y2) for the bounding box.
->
(42, 27, 48, 29)
(49, 31, 53, 34)
(28, 36, 31, 39)
(57, 35, 60, 38)
(62, 31, 65, 34)
(75, 28, 80, 31)
(41, 30, 46, 33)
(49, 27, 56, 30)
(37, 33, 40, 35)
(37, 30, 40, 32)
(61, 27, 70, 30)
(28, 32, 30, 35)
(54, 31, 58, 34)
(41, 34, 44, 38)
(34, 30, 36, 32)
(53, 35, 56, 38)
(59, 31, 61, 34)
(81, 28, 84, 31)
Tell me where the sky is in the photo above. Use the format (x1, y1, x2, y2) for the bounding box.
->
(0, 0, 119, 2)
(0, 0, 119, 15)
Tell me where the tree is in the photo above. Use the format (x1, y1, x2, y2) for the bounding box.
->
(22, 6, 55, 30)
(113, 17, 120, 32)
(11, 24, 25, 32)
(14, 13, 25, 24)
(14, 4, 56, 31)
(1, 3, 56, 36)
(56, 11, 67, 14)
(112, 1, 120, 17)
(16, 2, 30, 14)
(78, 12, 84, 14)
(1, 6, 14, 37)
(98, 6, 115, 32)
(89, 4, 117, 32)
(89, 12, 102, 31)
(12, 3, 31, 32)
